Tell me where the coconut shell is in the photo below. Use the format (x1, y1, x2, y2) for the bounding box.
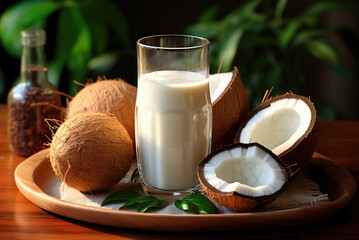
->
(211, 67, 248, 151)
(235, 93, 318, 177)
(67, 79, 137, 142)
(49, 112, 133, 192)
(198, 143, 288, 212)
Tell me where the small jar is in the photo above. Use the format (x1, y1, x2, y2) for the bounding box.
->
(7, 29, 62, 157)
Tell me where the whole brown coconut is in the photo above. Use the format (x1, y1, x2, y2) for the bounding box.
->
(211, 67, 249, 151)
(67, 78, 137, 142)
(49, 112, 133, 192)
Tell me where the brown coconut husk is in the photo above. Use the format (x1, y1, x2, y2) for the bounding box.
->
(211, 67, 249, 151)
(66, 77, 137, 142)
(49, 112, 133, 192)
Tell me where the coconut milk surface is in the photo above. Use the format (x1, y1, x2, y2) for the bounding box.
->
(135, 70, 212, 191)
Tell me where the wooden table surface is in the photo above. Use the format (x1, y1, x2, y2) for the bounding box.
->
(0, 104, 358, 239)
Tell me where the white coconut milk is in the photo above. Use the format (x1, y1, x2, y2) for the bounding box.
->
(135, 70, 212, 191)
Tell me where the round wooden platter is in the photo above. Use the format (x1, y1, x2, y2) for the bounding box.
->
(14, 149, 356, 232)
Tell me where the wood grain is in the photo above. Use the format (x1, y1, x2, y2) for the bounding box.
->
(0, 104, 358, 239)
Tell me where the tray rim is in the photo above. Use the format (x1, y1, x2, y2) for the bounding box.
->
(14, 149, 356, 232)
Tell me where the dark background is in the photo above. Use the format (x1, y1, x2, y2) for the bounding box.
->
(0, 0, 358, 119)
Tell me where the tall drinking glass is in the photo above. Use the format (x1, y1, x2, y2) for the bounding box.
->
(136, 35, 212, 196)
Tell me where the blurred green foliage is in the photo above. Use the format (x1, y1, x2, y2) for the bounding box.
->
(186, 0, 357, 116)
(0, 0, 132, 95)
(0, 0, 357, 120)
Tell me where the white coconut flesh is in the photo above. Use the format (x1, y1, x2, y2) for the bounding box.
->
(239, 98, 312, 156)
(203, 145, 286, 197)
(209, 72, 233, 103)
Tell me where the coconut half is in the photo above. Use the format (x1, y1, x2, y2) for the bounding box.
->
(235, 93, 317, 177)
(198, 143, 288, 212)
(209, 67, 249, 151)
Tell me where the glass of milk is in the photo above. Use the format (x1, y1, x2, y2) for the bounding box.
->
(136, 35, 212, 196)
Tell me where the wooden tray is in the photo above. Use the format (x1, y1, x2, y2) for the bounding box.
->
(14, 149, 356, 232)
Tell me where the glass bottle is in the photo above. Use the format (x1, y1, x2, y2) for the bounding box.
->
(7, 29, 62, 157)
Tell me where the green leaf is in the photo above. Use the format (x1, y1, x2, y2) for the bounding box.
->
(47, 7, 74, 88)
(275, 0, 288, 21)
(120, 195, 154, 209)
(67, 7, 92, 95)
(279, 20, 301, 49)
(0, 0, 61, 57)
(119, 195, 167, 213)
(77, 1, 108, 54)
(54, 7, 78, 60)
(101, 189, 140, 206)
(88, 52, 119, 73)
(185, 0, 351, 115)
(47, 61, 62, 88)
(67, 7, 92, 68)
(102, 190, 167, 213)
(292, 29, 328, 46)
(87, 20, 108, 54)
(185, 22, 221, 40)
(137, 199, 167, 213)
(305, 39, 340, 66)
(217, 29, 243, 72)
(175, 194, 218, 214)
(222, 0, 264, 29)
(239, 35, 274, 50)
(304, 1, 352, 16)
(236, 0, 263, 15)
(81, 0, 129, 47)
(183, 194, 219, 214)
(175, 199, 200, 214)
